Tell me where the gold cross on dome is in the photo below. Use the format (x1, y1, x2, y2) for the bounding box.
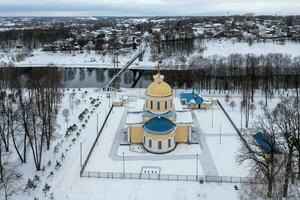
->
(157, 61, 161, 75)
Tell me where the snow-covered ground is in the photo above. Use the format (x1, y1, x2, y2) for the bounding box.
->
(1, 39, 299, 70)
(117, 144, 202, 157)
(5, 88, 290, 200)
(200, 38, 300, 58)
(194, 107, 250, 177)
(0, 46, 157, 69)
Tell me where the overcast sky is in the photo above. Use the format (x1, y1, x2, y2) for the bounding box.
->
(0, 0, 300, 16)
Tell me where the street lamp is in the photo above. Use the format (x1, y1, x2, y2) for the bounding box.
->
(219, 124, 222, 144)
(211, 107, 214, 128)
(122, 152, 125, 178)
(97, 113, 99, 133)
(80, 142, 82, 167)
(196, 153, 199, 180)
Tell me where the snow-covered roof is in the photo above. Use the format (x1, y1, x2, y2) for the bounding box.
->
(113, 96, 122, 103)
(174, 98, 184, 111)
(176, 110, 193, 124)
(125, 112, 143, 124)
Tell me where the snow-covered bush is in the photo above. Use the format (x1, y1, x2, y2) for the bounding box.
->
(42, 183, 51, 197)
(24, 179, 37, 195)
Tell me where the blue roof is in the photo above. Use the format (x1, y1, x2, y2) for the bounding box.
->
(179, 91, 204, 105)
(144, 117, 176, 135)
(253, 132, 282, 154)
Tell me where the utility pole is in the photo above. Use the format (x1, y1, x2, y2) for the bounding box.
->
(80, 142, 82, 167)
(219, 124, 222, 144)
(196, 153, 198, 180)
(122, 152, 125, 177)
(211, 108, 214, 128)
(240, 112, 243, 133)
(97, 113, 99, 133)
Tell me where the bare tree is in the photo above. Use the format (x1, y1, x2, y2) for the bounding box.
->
(62, 109, 70, 128)
(249, 103, 256, 118)
(238, 106, 286, 199)
(272, 97, 299, 197)
(229, 100, 236, 111)
(0, 163, 21, 200)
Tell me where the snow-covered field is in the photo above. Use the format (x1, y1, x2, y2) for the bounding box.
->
(0, 46, 157, 69)
(200, 38, 300, 58)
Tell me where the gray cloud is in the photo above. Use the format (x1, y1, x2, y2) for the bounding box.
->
(0, 0, 299, 16)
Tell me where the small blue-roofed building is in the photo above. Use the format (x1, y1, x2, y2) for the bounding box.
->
(179, 91, 212, 109)
(253, 132, 283, 155)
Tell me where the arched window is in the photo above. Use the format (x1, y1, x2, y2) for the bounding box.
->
(149, 139, 152, 148)
(157, 101, 160, 110)
(150, 101, 153, 109)
(170, 100, 173, 108)
(168, 139, 171, 148)
(158, 141, 162, 149)
(165, 101, 168, 109)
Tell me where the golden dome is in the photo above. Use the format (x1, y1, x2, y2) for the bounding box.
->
(145, 73, 173, 97)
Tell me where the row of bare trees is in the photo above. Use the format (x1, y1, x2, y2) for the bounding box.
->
(239, 97, 300, 199)
(0, 68, 63, 199)
(160, 53, 300, 100)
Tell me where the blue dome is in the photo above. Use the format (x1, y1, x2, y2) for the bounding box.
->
(144, 117, 175, 135)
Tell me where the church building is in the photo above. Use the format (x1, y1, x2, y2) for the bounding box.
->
(125, 68, 193, 154)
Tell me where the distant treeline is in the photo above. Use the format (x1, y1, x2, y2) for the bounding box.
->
(0, 27, 72, 50)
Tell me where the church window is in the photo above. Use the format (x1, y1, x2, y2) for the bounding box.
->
(157, 101, 160, 110)
(158, 141, 162, 149)
(149, 139, 152, 148)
